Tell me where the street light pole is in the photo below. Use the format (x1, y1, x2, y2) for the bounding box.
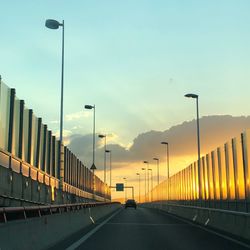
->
(161, 142, 170, 200)
(45, 19, 65, 190)
(105, 149, 112, 201)
(148, 168, 153, 202)
(84, 105, 96, 167)
(99, 134, 107, 201)
(161, 142, 169, 179)
(141, 168, 146, 202)
(136, 173, 141, 203)
(153, 158, 159, 200)
(84, 105, 96, 200)
(185, 93, 201, 200)
(123, 177, 127, 201)
(143, 161, 150, 202)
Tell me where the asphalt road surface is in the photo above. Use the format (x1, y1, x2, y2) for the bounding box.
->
(55, 207, 250, 250)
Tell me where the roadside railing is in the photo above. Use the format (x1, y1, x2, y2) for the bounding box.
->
(0, 202, 120, 223)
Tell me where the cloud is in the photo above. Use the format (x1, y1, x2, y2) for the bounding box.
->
(65, 111, 90, 121)
(67, 115, 250, 173)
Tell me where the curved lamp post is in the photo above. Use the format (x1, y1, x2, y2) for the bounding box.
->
(84, 105, 96, 199)
(105, 149, 112, 201)
(143, 161, 150, 202)
(84, 105, 96, 169)
(185, 93, 201, 200)
(136, 173, 141, 203)
(99, 134, 107, 201)
(161, 142, 170, 200)
(123, 177, 127, 201)
(45, 19, 65, 189)
(148, 168, 153, 202)
(141, 168, 146, 202)
(153, 157, 160, 201)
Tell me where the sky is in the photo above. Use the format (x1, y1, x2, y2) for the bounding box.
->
(1, 1, 250, 200)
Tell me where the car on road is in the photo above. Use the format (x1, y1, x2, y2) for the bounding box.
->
(125, 199, 137, 209)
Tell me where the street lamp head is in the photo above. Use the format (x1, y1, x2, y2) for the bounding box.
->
(84, 104, 94, 110)
(45, 19, 62, 29)
(148, 168, 152, 171)
(153, 157, 159, 161)
(99, 134, 106, 139)
(136, 173, 140, 175)
(141, 168, 145, 170)
(184, 93, 198, 99)
(105, 150, 111, 153)
(161, 141, 168, 145)
(143, 161, 148, 164)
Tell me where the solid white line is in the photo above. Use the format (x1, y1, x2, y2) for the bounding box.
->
(157, 209, 250, 249)
(66, 209, 122, 250)
(106, 222, 188, 226)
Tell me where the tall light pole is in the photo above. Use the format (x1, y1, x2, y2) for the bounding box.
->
(99, 134, 107, 201)
(84, 105, 96, 167)
(161, 142, 169, 179)
(153, 157, 159, 201)
(84, 105, 96, 199)
(161, 142, 169, 200)
(153, 158, 160, 186)
(148, 168, 153, 202)
(185, 93, 201, 200)
(123, 177, 127, 201)
(143, 161, 149, 202)
(141, 168, 146, 202)
(45, 19, 65, 189)
(136, 173, 141, 203)
(105, 149, 112, 201)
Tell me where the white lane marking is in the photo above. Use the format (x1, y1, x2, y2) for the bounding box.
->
(106, 222, 188, 226)
(66, 209, 122, 250)
(157, 209, 250, 249)
(204, 218, 210, 226)
(89, 216, 95, 224)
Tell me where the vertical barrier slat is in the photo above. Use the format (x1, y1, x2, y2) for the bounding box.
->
(27, 110, 33, 164)
(212, 149, 219, 200)
(7, 89, 15, 153)
(242, 131, 250, 202)
(201, 157, 205, 200)
(225, 142, 236, 200)
(217, 147, 223, 201)
(35, 118, 42, 168)
(12, 96, 21, 156)
(18, 100, 24, 159)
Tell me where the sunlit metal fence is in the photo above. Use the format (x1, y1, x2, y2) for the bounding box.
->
(149, 130, 250, 212)
(0, 79, 110, 202)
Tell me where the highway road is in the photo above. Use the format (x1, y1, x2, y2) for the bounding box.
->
(52, 207, 250, 250)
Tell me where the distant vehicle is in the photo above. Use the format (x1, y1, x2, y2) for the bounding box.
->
(125, 199, 137, 209)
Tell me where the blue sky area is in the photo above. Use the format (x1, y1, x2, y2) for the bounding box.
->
(1, 0, 250, 147)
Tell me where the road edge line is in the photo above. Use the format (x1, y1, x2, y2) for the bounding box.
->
(66, 208, 122, 250)
(153, 207, 250, 249)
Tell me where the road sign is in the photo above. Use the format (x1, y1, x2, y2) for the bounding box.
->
(116, 183, 124, 191)
(90, 163, 97, 170)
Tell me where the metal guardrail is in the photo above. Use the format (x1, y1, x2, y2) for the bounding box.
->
(0, 147, 110, 203)
(152, 202, 250, 217)
(0, 194, 46, 206)
(0, 202, 120, 223)
(0, 148, 59, 188)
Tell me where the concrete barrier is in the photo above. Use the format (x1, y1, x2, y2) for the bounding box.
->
(144, 202, 250, 243)
(0, 203, 121, 250)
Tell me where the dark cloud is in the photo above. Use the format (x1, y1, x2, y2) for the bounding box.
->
(68, 115, 250, 170)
